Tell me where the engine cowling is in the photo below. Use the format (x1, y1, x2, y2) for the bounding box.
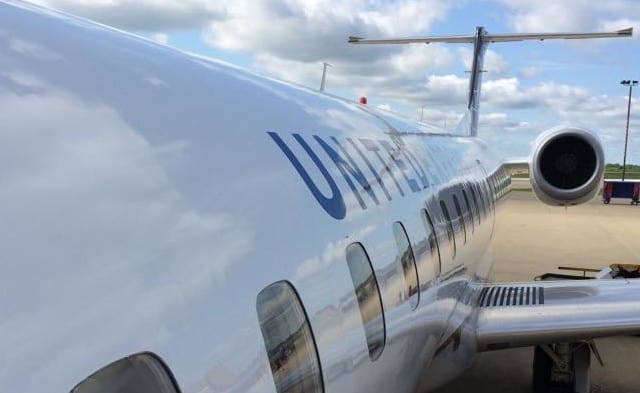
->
(529, 126, 605, 206)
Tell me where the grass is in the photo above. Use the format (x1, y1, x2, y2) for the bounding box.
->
(511, 173, 640, 180)
(510, 164, 640, 180)
(604, 172, 640, 180)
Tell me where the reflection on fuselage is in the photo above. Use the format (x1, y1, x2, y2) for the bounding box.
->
(257, 281, 324, 393)
(253, 164, 512, 392)
(345, 243, 386, 361)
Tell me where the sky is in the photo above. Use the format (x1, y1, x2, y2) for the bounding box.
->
(27, 0, 640, 163)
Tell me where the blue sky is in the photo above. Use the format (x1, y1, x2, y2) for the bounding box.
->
(31, 0, 640, 164)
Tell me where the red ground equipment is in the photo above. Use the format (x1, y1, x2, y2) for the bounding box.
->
(602, 180, 640, 204)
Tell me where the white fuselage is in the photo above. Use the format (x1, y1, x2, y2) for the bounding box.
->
(0, 1, 512, 392)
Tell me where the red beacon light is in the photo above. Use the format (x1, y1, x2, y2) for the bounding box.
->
(359, 96, 367, 104)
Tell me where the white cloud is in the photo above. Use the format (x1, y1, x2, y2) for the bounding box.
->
(480, 112, 532, 132)
(421, 74, 467, 104)
(520, 66, 541, 79)
(255, 43, 455, 104)
(28, 0, 226, 30)
(418, 107, 462, 130)
(204, 0, 452, 62)
(294, 224, 376, 282)
(151, 32, 169, 44)
(496, 0, 640, 35)
(500, 0, 596, 32)
(458, 47, 509, 76)
(198, 0, 457, 103)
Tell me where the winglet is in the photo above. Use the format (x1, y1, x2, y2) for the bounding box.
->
(617, 27, 633, 36)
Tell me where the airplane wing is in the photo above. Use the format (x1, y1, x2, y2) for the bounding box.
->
(474, 278, 640, 351)
(501, 157, 529, 173)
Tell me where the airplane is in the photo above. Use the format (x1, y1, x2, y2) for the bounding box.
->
(0, 1, 638, 392)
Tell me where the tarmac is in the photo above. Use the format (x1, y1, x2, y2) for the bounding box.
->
(434, 190, 640, 393)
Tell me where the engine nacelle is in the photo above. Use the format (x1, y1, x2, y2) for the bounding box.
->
(529, 126, 605, 206)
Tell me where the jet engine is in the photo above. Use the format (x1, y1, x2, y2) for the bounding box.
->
(529, 127, 605, 206)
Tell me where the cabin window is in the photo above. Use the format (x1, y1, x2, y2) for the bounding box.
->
(393, 222, 420, 309)
(461, 188, 475, 234)
(346, 242, 386, 361)
(439, 200, 456, 259)
(71, 353, 179, 393)
(257, 281, 324, 393)
(452, 195, 466, 244)
(490, 177, 497, 203)
(492, 177, 498, 201)
(504, 169, 511, 191)
(482, 179, 493, 210)
(503, 172, 507, 194)
(473, 182, 486, 218)
(421, 208, 442, 277)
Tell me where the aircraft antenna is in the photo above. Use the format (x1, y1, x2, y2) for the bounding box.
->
(348, 27, 633, 137)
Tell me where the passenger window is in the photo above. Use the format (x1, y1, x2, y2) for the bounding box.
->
(439, 200, 456, 259)
(452, 195, 466, 244)
(492, 177, 499, 200)
(489, 177, 496, 201)
(421, 208, 442, 277)
(482, 179, 493, 209)
(393, 222, 419, 309)
(461, 189, 475, 234)
(257, 281, 324, 393)
(345, 243, 386, 361)
(71, 353, 179, 393)
(491, 177, 498, 202)
(473, 183, 486, 217)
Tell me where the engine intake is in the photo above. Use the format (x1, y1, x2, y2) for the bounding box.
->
(529, 127, 604, 206)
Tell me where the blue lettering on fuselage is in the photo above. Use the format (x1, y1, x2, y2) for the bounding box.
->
(314, 136, 379, 210)
(268, 132, 430, 220)
(268, 132, 346, 219)
(379, 140, 422, 193)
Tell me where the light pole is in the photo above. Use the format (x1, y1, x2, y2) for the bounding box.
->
(319, 62, 332, 92)
(620, 79, 638, 181)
